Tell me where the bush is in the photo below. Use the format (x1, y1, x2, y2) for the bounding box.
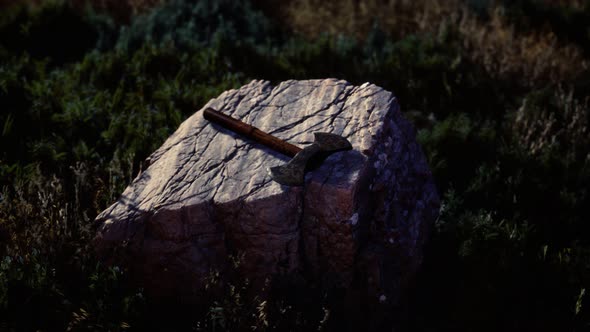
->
(1, 0, 589, 330)
(0, 0, 117, 65)
(0, 166, 144, 330)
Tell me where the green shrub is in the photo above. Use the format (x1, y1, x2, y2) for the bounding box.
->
(0, 166, 144, 330)
(116, 0, 276, 52)
(0, 0, 116, 65)
(0, 0, 589, 330)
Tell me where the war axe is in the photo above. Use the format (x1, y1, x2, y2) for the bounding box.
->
(203, 108, 352, 186)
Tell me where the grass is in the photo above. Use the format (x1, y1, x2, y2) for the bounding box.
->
(0, 0, 589, 330)
(259, 0, 588, 86)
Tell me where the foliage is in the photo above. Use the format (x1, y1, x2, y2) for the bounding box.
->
(0, 0, 117, 64)
(0, 166, 144, 330)
(413, 85, 590, 331)
(261, 0, 588, 87)
(116, 0, 276, 52)
(0, 0, 589, 330)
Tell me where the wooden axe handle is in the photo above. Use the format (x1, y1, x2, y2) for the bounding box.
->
(203, 108, 302, 157)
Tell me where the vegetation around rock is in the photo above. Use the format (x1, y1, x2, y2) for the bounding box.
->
(0, 0, 589, 330)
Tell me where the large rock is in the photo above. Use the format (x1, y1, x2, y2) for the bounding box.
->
(94, 79, 439, 302)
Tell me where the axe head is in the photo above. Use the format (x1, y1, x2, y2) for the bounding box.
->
(269, 132, 352, 186)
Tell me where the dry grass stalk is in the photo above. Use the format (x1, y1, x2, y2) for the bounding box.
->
(513, 88, 589, 157)
(280, 0, 587, 85)
(282, 0, 460, 40)
(458, 6, 588, 86)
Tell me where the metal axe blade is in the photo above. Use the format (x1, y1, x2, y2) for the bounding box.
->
(269, 133, 352, 186)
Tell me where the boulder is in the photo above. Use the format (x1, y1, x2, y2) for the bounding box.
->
(94, 79, 439, 303)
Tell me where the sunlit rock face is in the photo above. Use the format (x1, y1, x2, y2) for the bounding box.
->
(94, 79, 439, 303)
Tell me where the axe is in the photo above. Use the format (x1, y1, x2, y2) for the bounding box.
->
(203, 107, 352, 186)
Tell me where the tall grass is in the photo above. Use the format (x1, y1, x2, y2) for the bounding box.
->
(260, 0, 588, 86)
(0, 0, 589, 330)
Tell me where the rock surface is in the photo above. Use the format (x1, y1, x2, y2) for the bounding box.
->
(94, 79, 439, 302)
